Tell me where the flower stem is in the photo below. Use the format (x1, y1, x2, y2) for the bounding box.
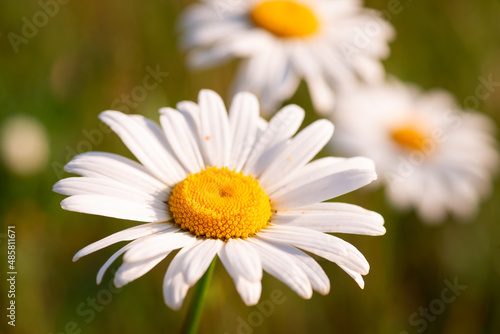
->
(180, 258, 216, 334)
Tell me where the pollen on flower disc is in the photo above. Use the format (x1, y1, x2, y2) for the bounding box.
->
(168, 167, 272, 240)
(250, 0, 319, 38)
(390, 124, 429, 152)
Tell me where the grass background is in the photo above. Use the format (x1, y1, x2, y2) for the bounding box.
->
(1, 0, 500, 333)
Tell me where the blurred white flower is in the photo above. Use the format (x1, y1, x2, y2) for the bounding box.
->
(54, 89, 384, 310)
(1, 115, 50, 176)
(179, 0, 394, 115)
(331, 79, 499, 223)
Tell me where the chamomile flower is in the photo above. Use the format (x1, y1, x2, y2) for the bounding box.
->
(179, 0, 394, 115)
(54, 90, 384, 310)
(331, 80, 499, 223)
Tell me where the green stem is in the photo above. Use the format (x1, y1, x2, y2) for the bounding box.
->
(180, 258, 216, 334)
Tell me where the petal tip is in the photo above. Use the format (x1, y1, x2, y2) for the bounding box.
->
(377, 226, 387, 236)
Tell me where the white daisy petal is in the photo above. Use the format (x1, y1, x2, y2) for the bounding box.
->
(271, 167, 377, 209)
(265, 157, 345, 195)
(236, 44, 299, 114)
(257, 117, 268, 133)
(96, 241, 135, 285)
(188, 44, 239, 69)
(182, 21, 248, 52)
(176, 100, 201, 134)
(248, 239, 312, 299)
(131, 114, 190, 179)
(225, 30, 273, 56)
(176, 100, 204, 161)
(99, 110, 186, 185)
(218, 240, 263, 305)
(123, 230, 195, 263)
(412, 171, 449, 224)
(243, 104, 305, 177)
(258, 119, 334, 190)
(64, 152, 170, 201)
(273, 203, 385, 236)
(176, 3, 215, 30)
(279, 157, 375, 192)
(159, 107, 204, 173)
(163, 240, 203, 310)
(61, 195, 170, 222)
(181, 239, 223, 285)
(218, 238, 262, 282)
(163, 274, 190, 310)
(259, 225, 347, 256)
(258, 225, 369, 275)
(54, 177, 160, 203)
(266, 47, 301, 104)
(311, 41, 357, 88)
(233, 43, 300, 114)
(163, 268, 190, 311)
(269, 243, 330, 295)
(271, 157, 376, 198)
(228, 92, 260, 171)
(338, 265, 365, 289)
(114, 253, 169, 288)
(304, 73, 336, 115)
(198, 90, 232, 167)
(232, 50, 275, 110)
(73, 222, 172, 262)
(351, 57, 385, 83)
(444, 169, 481, 219)
(234, 276, 262, 306)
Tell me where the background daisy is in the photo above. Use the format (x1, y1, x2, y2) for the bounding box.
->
(54, 90, 385, 310)
(179, 0, 394, 115)
(331, 79, 499, 223)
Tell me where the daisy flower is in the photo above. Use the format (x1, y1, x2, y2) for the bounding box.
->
(331, 79, 499, 223)
(179, 0, 394, 115)
(54, 89, 385, 310)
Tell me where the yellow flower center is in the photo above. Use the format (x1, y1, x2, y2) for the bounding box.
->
(390, 124, 428, 152)
(168, 167, 272, 240)
(250, 0, 319, 38)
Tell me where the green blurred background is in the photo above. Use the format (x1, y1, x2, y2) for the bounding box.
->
(1, 0, 500, 333)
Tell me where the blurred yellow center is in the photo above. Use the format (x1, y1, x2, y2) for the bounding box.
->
(390, 125, 428, 151)
(168, 167, 272, 240)
(250, 0, 319, 38)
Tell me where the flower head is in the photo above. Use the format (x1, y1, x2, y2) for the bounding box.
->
(331, 79, 499, 223)
(179, 0, 394, 115)
(54, 90, 384, 309)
